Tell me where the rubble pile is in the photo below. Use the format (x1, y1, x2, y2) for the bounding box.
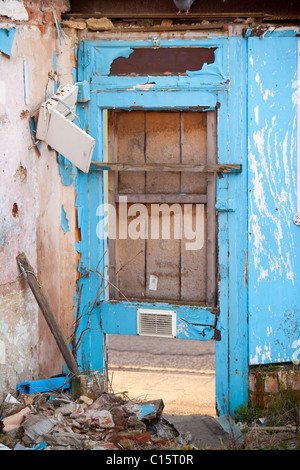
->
(0, 391, 189, 450)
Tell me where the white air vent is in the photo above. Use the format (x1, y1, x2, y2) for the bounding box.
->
(137, 309, 177, 338)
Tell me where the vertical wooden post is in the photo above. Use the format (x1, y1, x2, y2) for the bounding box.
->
(206, 110, 217, 307)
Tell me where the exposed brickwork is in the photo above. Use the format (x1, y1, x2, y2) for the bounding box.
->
(248, 365, 300, 409)
(23, 0, 70, 24)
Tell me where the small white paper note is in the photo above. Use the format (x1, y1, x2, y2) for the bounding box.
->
(149, 275, 158, 291)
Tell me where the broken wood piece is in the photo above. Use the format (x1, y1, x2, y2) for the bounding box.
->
(16, 253, 79, 376)
(249, 425, 298, 432)
(115, 193, 207, 204)
(92, 161, 242, 173)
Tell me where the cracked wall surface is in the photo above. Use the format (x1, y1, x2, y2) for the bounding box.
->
(0, 0, 76, 400)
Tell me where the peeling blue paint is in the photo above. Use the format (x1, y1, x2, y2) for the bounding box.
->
(61, 205, 70, 233)
(100, 301, 216, 341)
(76, 80, 90, 103)
(58, 154, 77, 186)
(52, 51, 58, 92)
(248, 36, 300, 365)
(75, 36, 241, 416)
(29, 116, 41, 154)
(0, 27, 15, 56)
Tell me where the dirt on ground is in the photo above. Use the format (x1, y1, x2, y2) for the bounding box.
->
(106, 335, 217, 416)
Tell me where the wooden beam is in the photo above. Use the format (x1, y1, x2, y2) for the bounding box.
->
(107, 24, 226, 33)
(16, 253, 80, 376)
(63, 12, 271, 20)
(92, 162, 242, 173)
(115, 193, 207, 204)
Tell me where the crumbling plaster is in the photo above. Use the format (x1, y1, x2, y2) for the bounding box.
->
(0, 15, 77, 400)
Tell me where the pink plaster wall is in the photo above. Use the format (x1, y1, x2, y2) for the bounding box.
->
(0, 1, 77, 399)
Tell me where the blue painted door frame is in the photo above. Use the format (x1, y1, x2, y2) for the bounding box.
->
(74, 36, 248, 416)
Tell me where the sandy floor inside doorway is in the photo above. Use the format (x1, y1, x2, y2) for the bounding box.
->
(107, 335, 217, 417)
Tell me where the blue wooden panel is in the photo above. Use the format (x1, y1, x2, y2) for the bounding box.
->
(248, 37, 300, 364)
(95, 89, 217, 113)
(73, 97, 108, 373)
(227, 37, 248, 413)
(81, 38, 228, 86)
(75, 36, 249, 416)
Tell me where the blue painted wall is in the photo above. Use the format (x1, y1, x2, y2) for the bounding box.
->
(248, 36, 300, 365)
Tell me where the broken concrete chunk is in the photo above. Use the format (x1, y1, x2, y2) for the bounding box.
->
(110, 405, 131, 430)
(79, 395, 93, 406)
(89, 392, 124, 412)
(92, 442, 119, 450)
(86, 409, 115, 429)
(127, 414, 147, 432)
(55, 402, 79, 416)
(41, 431, 85, 450)
(86, 17, 114, 31)
(22, 414, 56, 443)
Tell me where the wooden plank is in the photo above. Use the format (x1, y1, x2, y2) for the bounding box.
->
(145, 112, 180, 299)
(114, 111, 146, 299)
(63, 12, 272, 20)
(107, 111, 119, 299)
(181, 111, 207, 194)
(93, 161, 242, 173)
(115, 193, 207, 204)
(117, 111, 146, 194)
(16, 253, 79, 375)
(117, 204, 146, 299)
(146, 204, 181, 301)
(181, 204, 207, 302)
(180, 112, 207, 301)
(145, 112, 180, 194)
(99, 24, 225, 33)
(206, 111, 217, 307)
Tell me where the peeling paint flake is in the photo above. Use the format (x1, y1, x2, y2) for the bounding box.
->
(0, 27, 15, 57)
(0, 0, 28, 21)
(109, 47, 216, 76)
(61, 205, 70, 233)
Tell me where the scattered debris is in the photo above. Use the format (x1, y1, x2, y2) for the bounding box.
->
(0, 390, 182, 450)
(2, 387, 297, 450)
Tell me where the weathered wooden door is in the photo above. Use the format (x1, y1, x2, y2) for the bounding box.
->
(76, 37, 248, 416)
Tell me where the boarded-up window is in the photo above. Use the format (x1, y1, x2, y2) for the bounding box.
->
(107, 110, 217, 306)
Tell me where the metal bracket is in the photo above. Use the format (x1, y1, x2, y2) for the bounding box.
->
(294, 213, 300, 226)
(215, 199, 236, 212)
